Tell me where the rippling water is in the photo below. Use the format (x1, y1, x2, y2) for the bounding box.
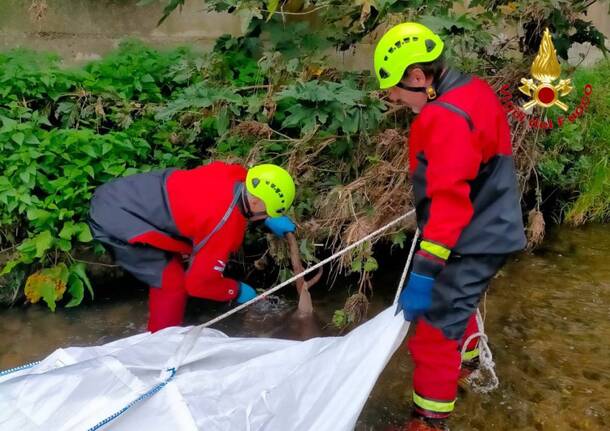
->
(2, 225, 608, 430)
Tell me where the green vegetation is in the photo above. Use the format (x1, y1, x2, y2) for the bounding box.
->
(0, 41, 390, 309)
(1, 0, 608, 310)
(538, 61, 610, 225)
(0, 46, 200, 307)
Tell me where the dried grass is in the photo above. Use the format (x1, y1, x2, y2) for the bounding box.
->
(343, 292, 369, 325)
(338, 216, 375, 268)
(266, 234, 290, 265)
(315, 129, 414, 272)
(526, 209, 545, 250)
(233, 120, 273, 140)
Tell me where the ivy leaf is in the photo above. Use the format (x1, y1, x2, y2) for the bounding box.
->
(364, 256, 378, 272)
(391, 231, 407, 249)
(57, 238, 72, 252)
(24, 264, 69, 312)
(332, 309, 348, 328)
(12, 132, 25, 145)
(50, 263, 70, 286)
(34, 231, 55, 257)
(18, 231, 54, 260)
(420, 14, 466, 33)
(60, 222, 93, 243)
(70, 262, 94, 299)
(238, 8, 263, 34)
(27, 208, 52, 224)
(66, 275, 84, 308)
(158, 0, 186, 25)
(553, 35, 571, 60)
(1, 259, 21, 276)
(59, 221, 78, 240)
(76, 223, 93, 242)
(39, 281, 58, 312)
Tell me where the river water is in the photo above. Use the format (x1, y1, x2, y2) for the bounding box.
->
(1, 224, 609, 430)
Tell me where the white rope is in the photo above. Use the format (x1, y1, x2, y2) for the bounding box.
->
(393, 228, 420, 304)
(392, 228, 498, 393)
(202, 209, 416, 328)
(192, 207, 499, 394)
(389, 227, 499, 393)
(460, 308, 499, 393)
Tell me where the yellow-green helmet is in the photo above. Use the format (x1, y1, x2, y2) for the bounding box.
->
(246, 164, 296, 217)
(374, 22, 444, 89)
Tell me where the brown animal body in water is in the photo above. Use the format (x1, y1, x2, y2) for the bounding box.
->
(241, 300, 326, 341)
(269, 309, 326, 340)
(285, 232, 323, 315)
(274, 232, 325, 340)
(241, 232, 325, 341)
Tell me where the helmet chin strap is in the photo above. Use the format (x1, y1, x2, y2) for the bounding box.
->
(396, 68, 450, 101)
(395, 82, 437, 100)
(240, 188, 267, 220)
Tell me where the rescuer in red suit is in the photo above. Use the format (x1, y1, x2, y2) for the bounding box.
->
(90, 162, 297, 332)
(374, 23, 526, 430)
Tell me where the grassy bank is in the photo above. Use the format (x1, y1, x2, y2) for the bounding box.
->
(0, 40, 608, 311)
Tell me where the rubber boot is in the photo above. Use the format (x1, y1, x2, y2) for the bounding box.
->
(406, 412, 450, 431)
(147, 256, 187, 333)
(383, 410, 450, 431)
(458, 312, 480, 390)
(458, 356, 480, 389)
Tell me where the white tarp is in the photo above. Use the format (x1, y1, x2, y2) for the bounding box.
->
(0, 307, 408, 431)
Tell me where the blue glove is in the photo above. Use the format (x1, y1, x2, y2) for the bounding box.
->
(396, 252, 445, 321)
(397, 272, 435, 321)
(236, 282, 257, 304)
(264, 216, 296, 237)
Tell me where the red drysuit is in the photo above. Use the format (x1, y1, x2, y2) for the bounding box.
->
(90, 162, 248, 332)
(406, 69, 525, 417)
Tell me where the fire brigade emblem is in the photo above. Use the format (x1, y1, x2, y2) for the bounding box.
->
(519, 28, 573, 111)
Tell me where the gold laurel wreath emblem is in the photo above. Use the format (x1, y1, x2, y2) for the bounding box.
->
(518, 28, 573, 111)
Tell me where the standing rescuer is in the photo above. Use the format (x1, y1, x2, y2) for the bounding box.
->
(89, 161, 296, 333)
(374, 23, 526, 430)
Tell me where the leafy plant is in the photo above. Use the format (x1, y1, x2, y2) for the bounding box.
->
(140, 0, 608, 69)
(332, 309, 348, 329)
(23, 262, 93, 312)
(276, 80, 384, 136)
(84, 41, 201, 102)
(0, 45, 206, 308)
(538, 60, 610, 224)
(1, 0, 608, 309)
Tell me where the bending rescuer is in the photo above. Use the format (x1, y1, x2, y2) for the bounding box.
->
(89, 162, 297, 332)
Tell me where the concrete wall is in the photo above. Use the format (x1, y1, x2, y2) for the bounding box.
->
(0, 0, 608, 68)
(0, 0, 241, 63)
(567, 2, 610, 66)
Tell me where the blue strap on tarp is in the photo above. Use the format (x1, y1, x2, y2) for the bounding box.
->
(0, 360, 41, 377)
(87, 367, 177, 431)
